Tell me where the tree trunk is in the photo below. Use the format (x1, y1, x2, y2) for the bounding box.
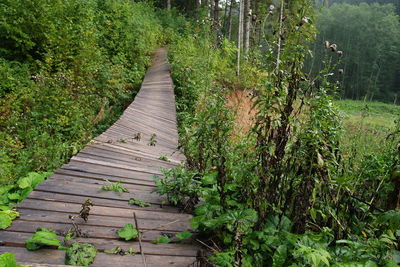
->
(237, 0, 244, 76)
(243, 0, 251, 55)
(196, 0, 201, 9)
(167, 0, 171, 10)
(210, 0, 214, 17)
(213, 0, 219, 29)
(276, 0, 284, 71)
(227, 0, 234, 40)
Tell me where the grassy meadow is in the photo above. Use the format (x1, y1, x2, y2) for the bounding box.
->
(337, 100, 399, 168)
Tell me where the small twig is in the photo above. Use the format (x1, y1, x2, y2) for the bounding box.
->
(350, 194, 385, 212)
(195, 239, 219, 253)
(133, 212, 147, 267)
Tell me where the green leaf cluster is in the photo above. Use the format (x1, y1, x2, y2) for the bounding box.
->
(0, 209, 19, 229)
(0, 172, 51, 210)
(0, 252, 24, 267)
(101, 179, 128, 195)
(128, 198, 151, 207)
(65, 242, 97, 266)
(25, 228, 61, 251)
(117, 224, 139, 241)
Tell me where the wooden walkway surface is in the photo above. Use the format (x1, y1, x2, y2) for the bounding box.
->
(0, 48, 199, 266)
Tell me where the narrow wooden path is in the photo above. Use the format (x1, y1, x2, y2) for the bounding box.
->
(0, 48, 199, 266)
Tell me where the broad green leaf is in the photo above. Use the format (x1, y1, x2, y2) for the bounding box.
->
(17, 172, 48, 189)
(201, 171, 217, 185)
(175, 231, 193, 240)
(0, 210, 19, 229)
(272, 245, 287, 267)
(65, 242, 97, 266)
(332, 260, 378, 267)
(0, 252, 24, 267)
(153, 235, 171, 244)
(117, 224, 138, 241)
(25, 228, 61, 251)
(7, 193, 21, 200)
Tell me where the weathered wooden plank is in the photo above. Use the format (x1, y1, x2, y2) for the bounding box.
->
(27, 191, 180, 213)
(93, 135, 183, 160)
(55, 168, 157, 187)
(78, 147, 177, 170)
(0, 247, 66, 265)
(13, 209, 191, 232)
(18, 199, 191, 221)
(6, 221, 182, 241)
(48, 173, 155, 191)
(109, 123, 178, 144)
(86, 143, 181, 165)
(101, 129, 179, 151)
(60, 163, 160, 183)
(0, 247, 197, 266)
(0, 48, 197, 264)
(0, 232, 198, 257)
(34, 180, 166, 204)
(69, 156, 162, 175)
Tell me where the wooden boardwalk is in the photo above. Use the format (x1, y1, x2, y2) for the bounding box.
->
(0, 48, 199, 266)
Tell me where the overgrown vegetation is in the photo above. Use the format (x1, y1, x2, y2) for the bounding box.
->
(1, 0, 399, 265)
(0, 0, 161, 203)
(157, 1, 400, 266)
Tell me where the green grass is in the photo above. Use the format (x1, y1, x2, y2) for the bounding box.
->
(337, 100, 399, 128)
(336, 100, 399, 168)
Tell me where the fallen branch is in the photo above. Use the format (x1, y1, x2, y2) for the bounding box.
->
(133, 212, 147, 267)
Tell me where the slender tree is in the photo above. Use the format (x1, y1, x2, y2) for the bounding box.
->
(213, 0, 220, 29)
(227, 0, 235, 40)
(243, 0, 251, 54)
(237, 0, 244, 75)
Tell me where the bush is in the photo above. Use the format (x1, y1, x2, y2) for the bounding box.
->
(0, 0, 162, 187)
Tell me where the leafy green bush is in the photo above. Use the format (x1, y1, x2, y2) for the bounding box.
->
(0, 0, 162, 187)
(163, 3, 400, 266)
(156, 166, 201, 209)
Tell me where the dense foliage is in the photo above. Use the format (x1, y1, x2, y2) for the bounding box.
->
(0, 0, 399, 265)
(158, 1, 400, 266)
(0, 0, 161, 191)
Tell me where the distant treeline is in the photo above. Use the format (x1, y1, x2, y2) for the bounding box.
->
(311, 1, 400, 103)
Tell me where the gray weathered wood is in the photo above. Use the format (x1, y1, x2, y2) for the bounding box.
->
(0, 48, 199, 266)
